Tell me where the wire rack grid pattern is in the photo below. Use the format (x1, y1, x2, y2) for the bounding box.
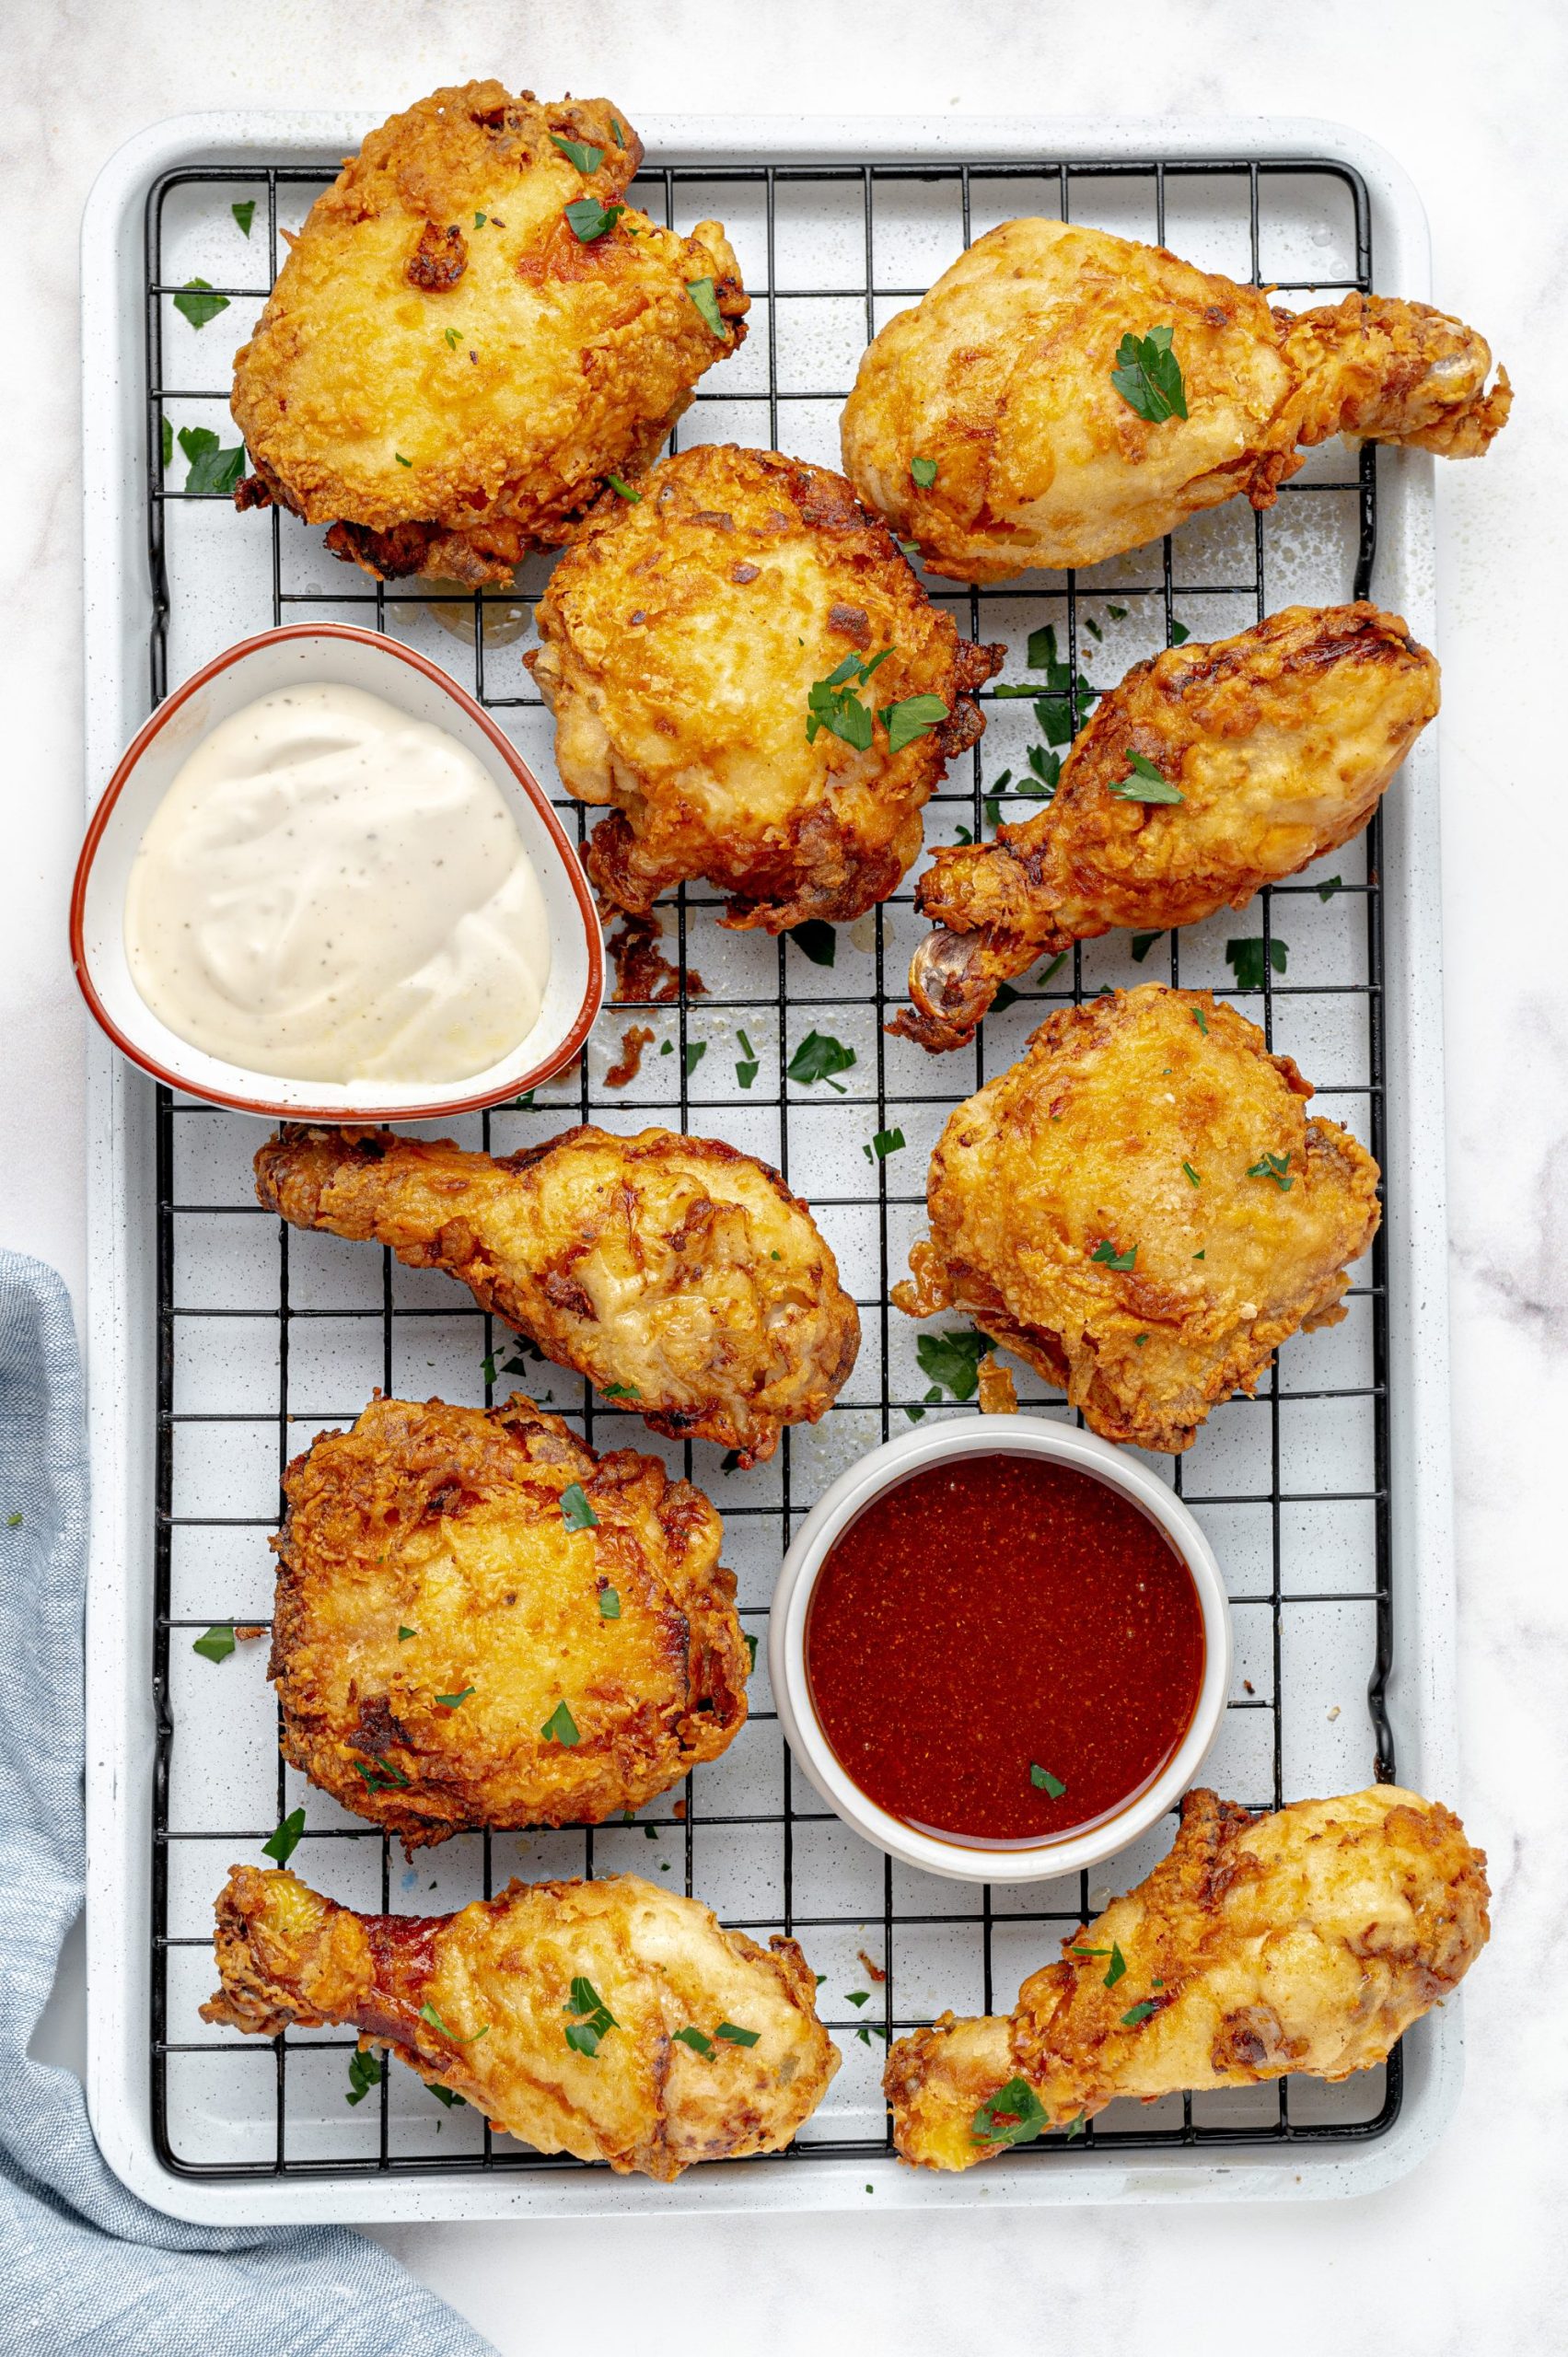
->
(144, 145, 1398, 2179)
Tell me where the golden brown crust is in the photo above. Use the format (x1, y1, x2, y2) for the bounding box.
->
(231, 82, 748, 582)
(526, 444, 1003, 929)
(203, 1865, 840, 2178)
(270, 1393, 747, 1844)
(893, 985, 1381, 1452)
(896, 603, 1440, 1050)
(885, 1784, 1490, 2169)
(254, 1122, 859, 1463)
(841, 218, 1508, 583)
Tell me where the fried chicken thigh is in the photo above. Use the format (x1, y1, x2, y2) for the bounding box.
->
(527, 445, 1002, 929)
(203, 1866, 838, 2177)
(231, 83, 748, 583)
(270, 1394, 747, 1843)
(899, 603, 1439, 1050)
(841, 218, 1510, 582)
(254, 1123, 859, 1463)
(885, 1784, 1489, 2169)
(894, 986, 1380, 1452)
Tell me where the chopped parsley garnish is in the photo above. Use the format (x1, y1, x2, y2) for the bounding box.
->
(1025, 624, 1098, 742)
(845, 1991, 870, 2008)
(173, 278, 229, 329)
(435, 1686, 475, 1711)
(910, 455, 938, 487)
(1169, 620, 1191, 644)
(806, 651, 887, 752)
(1040, 952, 1068, 985)
(394, 452, 412, 468)
(885, 694, 949, 754)
(1317, 874, 1343, 901)
(420, 2002, 490, 2042)
(563, 1975, 618, 2056)
(354, 1752, 411, 1792)
(540, 1699, 581, 1746)
(685, 277, 726, 335)
(598, 1587, 621, 1620)
(262, 1807, 306, 1865)
(786, 1029, 856, 1090)
(231, 200, 255, 237)
(864, 1127, 905, 1163)
(1130, 931, 1165, 962)
(1247, 1151, 1294, 1192)
(1064, 2110, 1086, 2139)
(915, 1329, 990, 1401)
(1029, 1763, 1066, 1798)
(607, 473, 641, 500)
(1109, 325, 1188, 423)
(971, 2076, 1048, 2148)
(160, 415, 172, 468)
(429, 2083, 466, 2108)
(1108, 604, 1128, 621)
(551, 133, 606, 173)
(398, 1627, 418, 1643)
(991, 982, 1020, 1011)
(560, 1482, 599, 1532)
(673, 2026, 714, 2056)
(684, 1039, 706, 1076)
(1192, 1004, 1209, 1035)
(1084, 617, 1102, 642)
(743, 1631, 759, 1672)
(1023, 747, 1061, 795)
(715, 2020, 760, 2047)
(1090, 1241, 1136, 1271)
(610, 118, 625, 146)
(736, 1057, 759, 1088)
(1182, 1160, 1201, 1187)
(1225, 936, 1288, 989)
(474, 212, 487, 228)
(1109, 751, 1183, 804)
(1194, 1249, 1206, 1260)
(565, 197, 624, 243)
(345, 2049, 382, 2106)
(856, 2024, 890, 2046)
(445, 327, 460, 349)
(178, 424, 247, 496)
(1105, 1944, 1128, 1987)
(719, 1450, 744, 1474)
(599, 1380, 640, 1399)
(788, 920, 837, 967)
(1121, 1998, 1163, 2027)
(192, 1625, 236, 1663)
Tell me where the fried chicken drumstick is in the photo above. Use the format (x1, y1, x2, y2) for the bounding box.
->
(898, 603, 1439, 1051)
(842, 218, 1510, 582)
(885, 1784, 1489, 2169)
(271, 1395, 748, 1843)
(231, 82, 747, 583)
(254, 1124, 859, 1464)
(895, 986, 1380, 1452)
(527, 443, 1002, 929)
(203, 1866, 838, 2178)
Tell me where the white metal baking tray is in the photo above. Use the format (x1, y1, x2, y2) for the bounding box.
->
(82, 109, 1461, 2222)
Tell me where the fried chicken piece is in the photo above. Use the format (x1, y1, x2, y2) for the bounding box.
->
(203, 1865, 838, 2177)
(898, 604, 1439, 1050)
(841, 218, 1510, 582)
(885, 1784, 1489, 2169)
(231, 82, 748, 585)
(254, 1123, 859, 1464)
(270, 1394, 746, 1845)
(893, 986, 1380, 1451)
(525, 444, 1002, 928)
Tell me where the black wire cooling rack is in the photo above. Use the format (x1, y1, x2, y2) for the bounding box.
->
(145, 146, 1398, 2178)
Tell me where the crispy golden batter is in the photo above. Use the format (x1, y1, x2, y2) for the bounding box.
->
(270, 1394, 746, 1844)
(841, 218, 1510, 582)
(893, 986, 1380, 1452)
(885, 1784, 1489, 2169)
(526, 444, 1003, 929)
(231, 82, 748, 584)
(254, 1123, 859, 1464)
(899, 604, 1439, 1050)
(203, 1865, 839, 2178)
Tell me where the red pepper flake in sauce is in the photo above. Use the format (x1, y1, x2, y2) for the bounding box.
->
(606, 911, 708, 1004)
(604, 1023, 654, 1087)
(806, 1456, 1204, 1843)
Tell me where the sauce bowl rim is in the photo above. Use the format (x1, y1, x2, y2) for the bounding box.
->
(768, 1414, 1234, 1885)
(69, 620, 605, 1121)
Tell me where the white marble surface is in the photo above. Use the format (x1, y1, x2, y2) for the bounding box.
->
(6, 0, 1565, 2348)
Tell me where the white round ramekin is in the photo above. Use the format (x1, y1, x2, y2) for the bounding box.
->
(769, 1414, 1232, 1884)
(71, 622, 604, 1122)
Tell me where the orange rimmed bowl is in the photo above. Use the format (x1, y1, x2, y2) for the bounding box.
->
(70, 623, 604, 1121)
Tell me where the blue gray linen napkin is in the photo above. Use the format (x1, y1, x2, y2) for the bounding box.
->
(0, 1249, 496, 2357)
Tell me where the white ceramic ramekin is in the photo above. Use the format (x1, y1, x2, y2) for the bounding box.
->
(769, 1414, 1233, 1884)
(70, 622, 604, 1122)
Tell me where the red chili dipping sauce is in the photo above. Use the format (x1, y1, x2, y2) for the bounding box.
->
(805, 1455, 1205, 1844)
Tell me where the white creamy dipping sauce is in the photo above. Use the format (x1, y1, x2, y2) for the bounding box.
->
(123, 682, 552, 1086)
